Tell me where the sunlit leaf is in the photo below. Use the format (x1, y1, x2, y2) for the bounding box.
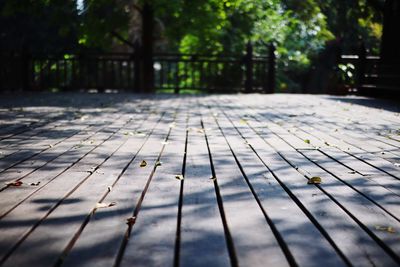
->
(375, 225, 396, 233)
(304, 139, 310, 144)
(175, 174, 184, 180)
(95, 202, 117, 209)
(140, 160, 147, 167)
(307, 176, 321, 184)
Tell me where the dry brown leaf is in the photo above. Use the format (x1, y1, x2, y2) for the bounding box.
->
(175, 174, 184, 180)
(126, 216, 136, 226)
(307, 176, 322, 184)
(140, 160, 147, 167)
(5, 181, 23, 187)
(95, 202, 116, 209)
(155, 161, 162, 167)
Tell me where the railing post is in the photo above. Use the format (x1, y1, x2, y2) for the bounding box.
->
(245, 41, 253, 93)
(266, 43, 275, 94)
(356, 42, 366, 89)
(21, 45, 31, 91)
(141, 3, 154, 93)
(133, 41, 141, 93)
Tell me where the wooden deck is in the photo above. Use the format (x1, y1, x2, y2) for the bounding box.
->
(0, 93, 399, 267)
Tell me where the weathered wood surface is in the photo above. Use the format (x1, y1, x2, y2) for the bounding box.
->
(0, 93, 399, 267)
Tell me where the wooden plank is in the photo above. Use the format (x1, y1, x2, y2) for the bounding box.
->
(213, 111, 351, 266)
(178, 106, 230, 267)
(202, 105, 291, 267)
(217, 98, 399, 267)
(0, 110, 164, 267)
(242, 116, 400, 263)
(301, 149, 400, 219)
(0, 111, 152, 265)
(47, 100, 177, 267)
(0, 110, 150, 217)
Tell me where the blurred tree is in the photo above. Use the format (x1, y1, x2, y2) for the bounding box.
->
(0, 0, 79, 52)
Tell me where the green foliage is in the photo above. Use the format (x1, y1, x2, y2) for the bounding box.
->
(0, 0, 383, 91)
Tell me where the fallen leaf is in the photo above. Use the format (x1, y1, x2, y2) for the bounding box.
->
(126, 216, 136, 226)
(155, 161, 162, 167)
(324, 141, 330, 146)
(375, 225, 396, 233)
(175, 174, 184, 180)
(5, 181, 23, 186)
(307, 176, 322, 184)
(140, 160, 147, 167)
(95, 202, 116, 209)
(30, 182, 40, 186)
(239, 119, 247, 124)
(304, 139, 310, 144)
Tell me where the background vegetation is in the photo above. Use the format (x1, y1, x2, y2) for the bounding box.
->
(0, 0, 384, 92)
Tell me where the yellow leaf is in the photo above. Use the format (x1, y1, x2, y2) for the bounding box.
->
(95, 202, 116, 209)
(375, 225, 396, 233)
(175, 174, 184, 180)
(304, 139, 310, 144)
(239, 119, 247, 124)
(307, 176, 321, 184)
(140, 160, 147, 167)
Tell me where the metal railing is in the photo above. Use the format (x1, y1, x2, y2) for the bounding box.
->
(0, 42, 276, 94)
